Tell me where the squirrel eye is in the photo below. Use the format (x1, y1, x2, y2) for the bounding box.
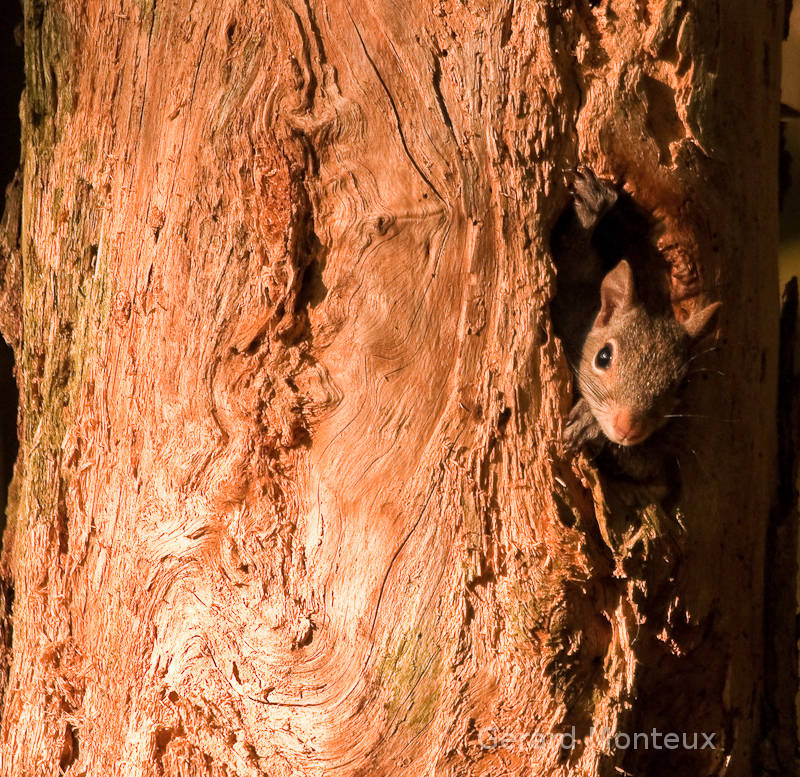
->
(594, 343, 613, 370)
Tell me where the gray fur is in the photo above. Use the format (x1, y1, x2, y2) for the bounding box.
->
(565, 260, 719, 449)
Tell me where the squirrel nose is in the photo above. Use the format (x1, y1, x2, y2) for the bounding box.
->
(611, 408, 645, 444)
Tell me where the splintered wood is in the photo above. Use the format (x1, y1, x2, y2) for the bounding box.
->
(0, 1, 782, 776)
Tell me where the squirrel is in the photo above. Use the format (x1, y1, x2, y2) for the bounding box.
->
(550, 169, 721, 455)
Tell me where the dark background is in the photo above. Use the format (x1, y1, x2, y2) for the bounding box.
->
(0, 2, 22, 526)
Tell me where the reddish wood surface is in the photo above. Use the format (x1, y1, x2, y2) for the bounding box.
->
(0, 1, 784, 775)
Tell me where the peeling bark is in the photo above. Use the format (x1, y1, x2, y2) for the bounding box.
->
(0, 1, 785, 776)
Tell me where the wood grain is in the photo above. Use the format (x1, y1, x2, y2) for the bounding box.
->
(0, 1, 783, 775)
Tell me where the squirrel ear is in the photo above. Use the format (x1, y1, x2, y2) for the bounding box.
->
(682, 301, 721, 339)
(596, 260, 636, 327)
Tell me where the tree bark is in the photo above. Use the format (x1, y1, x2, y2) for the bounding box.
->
(0, 1, 785, 776)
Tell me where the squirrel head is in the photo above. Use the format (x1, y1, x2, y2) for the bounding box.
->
(578, 260, 721, 446)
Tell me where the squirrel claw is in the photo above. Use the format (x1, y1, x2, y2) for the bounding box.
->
(572, 167, 619, 229)
(561, 398, 602, 454)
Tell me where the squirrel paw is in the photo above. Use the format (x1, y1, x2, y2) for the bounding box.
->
(572, 167, 618, 230)
(561, 398, 602, 454)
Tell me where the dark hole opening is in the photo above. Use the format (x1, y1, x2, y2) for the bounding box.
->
(549, 173, 670, 370)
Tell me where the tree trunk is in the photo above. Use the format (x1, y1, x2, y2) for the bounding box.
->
(0, 1, 785, 776)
